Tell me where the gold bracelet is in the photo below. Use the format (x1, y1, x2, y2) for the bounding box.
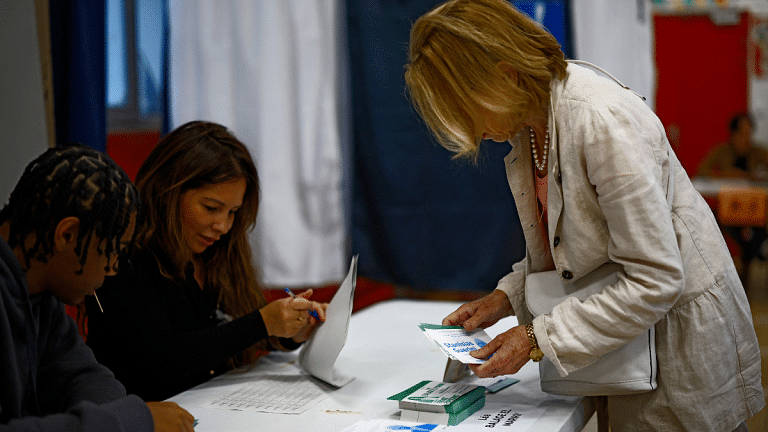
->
(526, 323, 544, 362)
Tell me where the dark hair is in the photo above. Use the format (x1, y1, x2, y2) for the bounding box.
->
(134, 121, 260, 276)
(0, 143, 139, 273)
(729, 113, 753, 134)
(134, 121, 266, 365)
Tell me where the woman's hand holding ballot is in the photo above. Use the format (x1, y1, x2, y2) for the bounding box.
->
(465, 326, 531, 378)
(259, 288, 327, 341)
(442, 290, 512, 331)
(443, 290, 530, 377)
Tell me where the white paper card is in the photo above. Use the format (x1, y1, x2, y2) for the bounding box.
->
(298, 255, 358, 386)
(420, 324, 492, 364)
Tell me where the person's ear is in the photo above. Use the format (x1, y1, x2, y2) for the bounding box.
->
(496, 61, 519, 85)
(53, 217, 80, 252)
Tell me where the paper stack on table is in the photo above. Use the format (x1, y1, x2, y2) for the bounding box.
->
(388, 380, 486, 426)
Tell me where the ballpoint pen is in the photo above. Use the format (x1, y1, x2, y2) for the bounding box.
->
(283, 288, 321, 320)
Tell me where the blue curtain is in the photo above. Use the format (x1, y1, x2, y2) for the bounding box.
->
(160, 0, 171, 136)
(513, 1, 572, 58)
(49, 1, 107, 152)
(347, 0, 571, 292)
(348, 0, 522, 292)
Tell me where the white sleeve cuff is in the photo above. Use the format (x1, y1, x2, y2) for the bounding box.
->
(532, 314, 569, 377)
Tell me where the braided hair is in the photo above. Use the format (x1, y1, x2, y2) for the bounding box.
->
(0, 143, 139, 273)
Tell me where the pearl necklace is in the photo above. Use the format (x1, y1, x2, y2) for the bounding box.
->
(529, 124, 549, 172)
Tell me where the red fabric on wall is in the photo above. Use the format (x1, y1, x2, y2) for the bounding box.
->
(654, 12, 749, 175)
(106, 131, 161, 181)
(263, 277, 397, 314)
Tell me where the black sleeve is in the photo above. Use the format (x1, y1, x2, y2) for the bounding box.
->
(0, 396, 153, 432)
(37, 300, 127, 409)
(85, 257, 273, 400)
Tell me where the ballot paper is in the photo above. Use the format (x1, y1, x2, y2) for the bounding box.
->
(420, 324, 493, 365)
(298, 255, 358, 387)
(448, 402, 546, 431)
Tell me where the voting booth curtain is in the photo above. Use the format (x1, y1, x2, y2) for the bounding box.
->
(169, 0, 349, 287)
(349, 0, 656, 291)
(49, 0, 107, 152)
(348, 0, 530, 291)
(570, 0, 655, 109)
(167, 0, 653, 292)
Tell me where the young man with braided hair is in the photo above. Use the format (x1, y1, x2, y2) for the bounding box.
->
(0, 143, 195, 432)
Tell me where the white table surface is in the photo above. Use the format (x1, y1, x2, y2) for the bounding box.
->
(691, 176, 768, 197)
(169, 299, 588, 432)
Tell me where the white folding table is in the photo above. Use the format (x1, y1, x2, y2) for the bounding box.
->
(169, 299, 590, 431)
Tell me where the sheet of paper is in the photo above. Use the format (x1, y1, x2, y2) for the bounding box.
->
(338, 419, 446, 432)
(298, 255, 358, 387)
(449, 402, 546, 431)
(199, 374, 335, 414)
(420, 324, 492, 364)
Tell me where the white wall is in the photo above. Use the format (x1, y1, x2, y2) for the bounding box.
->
(708, 0, 768, 147)
(0, 0, 48, 205)
(734, 0, 768, 14)
(739, 0, 768, 147)
(571, 0, 655, 109)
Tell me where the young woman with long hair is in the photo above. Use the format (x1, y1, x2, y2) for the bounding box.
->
(85, 121, 326, 401)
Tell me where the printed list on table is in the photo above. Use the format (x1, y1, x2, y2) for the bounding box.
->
(202, 374, 335, 414)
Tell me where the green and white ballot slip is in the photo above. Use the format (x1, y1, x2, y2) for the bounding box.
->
(387, 380, 485, 414)
(419, 323, 492, 364)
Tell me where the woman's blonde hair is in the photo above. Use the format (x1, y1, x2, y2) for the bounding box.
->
(135, 120, 267, 365)
(404, 0, 567, 159)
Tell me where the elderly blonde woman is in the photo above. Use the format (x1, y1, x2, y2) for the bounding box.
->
(404, 0, 763, 431)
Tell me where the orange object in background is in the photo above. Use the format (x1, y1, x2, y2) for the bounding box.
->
(717, 188, 768, 227)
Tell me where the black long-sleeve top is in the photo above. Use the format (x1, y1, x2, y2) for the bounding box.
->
(85, 249, 297, 401)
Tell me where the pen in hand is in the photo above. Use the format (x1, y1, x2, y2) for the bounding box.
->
(283, 288, 321, 320)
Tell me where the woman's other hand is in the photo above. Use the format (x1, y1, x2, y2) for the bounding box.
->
(468, 325, 530, 377)
(442, 290, 512, 331)
(259, 288, 327, 338)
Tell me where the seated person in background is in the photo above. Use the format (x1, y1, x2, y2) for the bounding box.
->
(698, 113, 768, 180)
(85, 121, 327, 401)
(698, 113, 768, 285)
(0, 144, 193, 431)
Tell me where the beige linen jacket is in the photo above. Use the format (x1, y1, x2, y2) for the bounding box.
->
(496, 63, 764, 431)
